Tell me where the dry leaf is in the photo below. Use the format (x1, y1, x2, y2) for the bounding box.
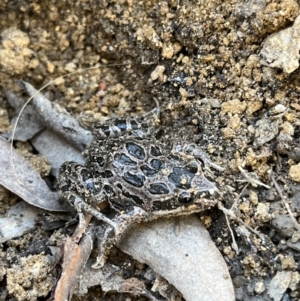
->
(0, 136, 66, 211)
(118, 215, 235, 301)
(0, 201, 40, 243)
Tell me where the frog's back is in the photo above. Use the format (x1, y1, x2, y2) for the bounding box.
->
(86, 136, 216, 213)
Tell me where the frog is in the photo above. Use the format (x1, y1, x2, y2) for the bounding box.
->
(57, 100, 224, 268)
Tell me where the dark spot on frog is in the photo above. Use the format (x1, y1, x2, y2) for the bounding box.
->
(121, 189, 144, 206)
(80, 168, 91, 181)
(141, 165, 157, 177)
(114, 119, 127, 131)
(168, 166, 195, 189)
(99, 124, 110, 136)
(114, 153, 137, 166)
(150, 145, 163, 156)
(186, 161, 198, 174)
(178, 192, 193, 204)
(150, 159, 165, 170)
(126, 142, 145, 160)
(88, 150, 105, 167)
(123, 172, 145, 187)
(86, 182, 95, 190)
(99, 170, 114, 178)
(149, 183, 170, 195)
(130, 120, 139, 130)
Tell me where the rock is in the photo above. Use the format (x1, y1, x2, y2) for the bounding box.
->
(287, 239, 300, 252)
(221, 99, 247, 115)
(271, 215, 296, 238)
(289, 163, 300, 182)
(150, 65, 166, 82)
(260, 15, 300, 73)
(290, 191, 300, 213)
(0, 28, 34, 75)
(254, 118, 279, 146)
(268, 271, 300, 301)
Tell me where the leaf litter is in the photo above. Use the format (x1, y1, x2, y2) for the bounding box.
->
(1, 80, 235, 301)
(1, 1, 300, 300)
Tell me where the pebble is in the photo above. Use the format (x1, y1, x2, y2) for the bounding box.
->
(255, 281, 265, 294)
(271, 215, 296, 238)
(289, 164, 300, 182)
(274, 104, 286, 113)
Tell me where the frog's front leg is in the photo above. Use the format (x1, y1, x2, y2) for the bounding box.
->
(58, 162, 117, 229)
(173, 141, 224, 172)
(92, 207, 150, 269)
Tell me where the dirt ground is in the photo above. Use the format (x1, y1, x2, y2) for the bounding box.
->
(0, 0, 300, 300)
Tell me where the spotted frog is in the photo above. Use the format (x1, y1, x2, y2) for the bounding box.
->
(57, 102, 223, 268)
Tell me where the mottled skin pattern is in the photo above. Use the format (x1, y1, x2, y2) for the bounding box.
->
(57, 104, 223, 268)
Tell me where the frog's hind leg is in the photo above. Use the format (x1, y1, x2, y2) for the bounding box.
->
(58, 162, 117, 229)
(92, 206, 149, 269)
(71, 194, 117, 229)
(92, 98, 160, 140)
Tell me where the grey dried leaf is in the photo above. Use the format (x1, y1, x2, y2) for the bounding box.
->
(0, 201, 40, 243)
(0, 136, 66, 211)
(4, 90, 45, 141)
(31, 129, 84, 177)
(20, 80, 93, 151)
(117, 215, 235, 301)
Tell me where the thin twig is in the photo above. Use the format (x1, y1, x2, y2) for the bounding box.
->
(271, 173, 300, 232)
(218, 202, 267, 243)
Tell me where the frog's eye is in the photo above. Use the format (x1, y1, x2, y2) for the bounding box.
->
(178, 192, 193, 204)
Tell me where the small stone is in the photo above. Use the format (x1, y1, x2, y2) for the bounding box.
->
(47, 60, 55, 73)
(150, 65, 165, 82)
(254, 118, 279, 146)
(249, 190, 258, 205)
(287, 239, 300, 252)
(271, 215, 295, 238)
(247, 101, 263, 115)
(274, 104, 286, 113)
(239, 201, 250, 214)
(255, 281, 265, 294)
(221, 99, 247, 115)
(255, 202, 271, 223)
(222, 127, 236, 139)
(280, 255, 297, 270)
(64, 62, 77, 73)
(0, 108, 11, 132)
(208, 98, 221, 108)
(260, 15, 300, 73)
(1, 28, 30, 48)
(289, 164, 300, 182)
(54, 77, 65, 86)
(182, 56, 189, 64)
(162, 43, 174, 59)
(227, 114, 241, 130)
(223, 246, 231, 255)
(281, 121, 294, 135)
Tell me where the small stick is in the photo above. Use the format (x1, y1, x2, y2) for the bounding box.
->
(271, 173, 300, 232)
